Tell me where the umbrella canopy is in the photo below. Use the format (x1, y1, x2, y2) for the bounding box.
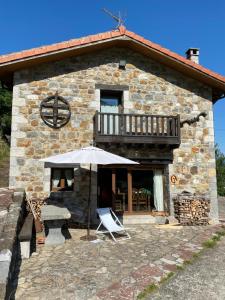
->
(40, 146, 138, 240)
(40, 146, 139, 165)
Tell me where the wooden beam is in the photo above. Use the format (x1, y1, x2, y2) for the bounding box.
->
(95, 135, 180, 144)
(112, 169, 116, 210)
(127, 170, 132, 213)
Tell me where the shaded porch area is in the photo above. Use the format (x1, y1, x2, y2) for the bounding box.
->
(98, 165, 169, 216)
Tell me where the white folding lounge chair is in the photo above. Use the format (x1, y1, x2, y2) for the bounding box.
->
(96, 208, 131, 242)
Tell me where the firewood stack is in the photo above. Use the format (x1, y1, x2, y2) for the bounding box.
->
(173, 191, 210, 225)
(26, 198, 46, 221)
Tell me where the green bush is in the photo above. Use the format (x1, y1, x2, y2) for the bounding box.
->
(0, 139, 9, 163)
(0, 85, 12, 137)
(215, 144, 225, 196)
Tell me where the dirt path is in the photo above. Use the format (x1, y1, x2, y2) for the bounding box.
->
(148, 236, 225, 300)
(148, 199, 225, 300)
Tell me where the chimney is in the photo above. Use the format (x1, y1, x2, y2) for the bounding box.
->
(185, 48, 200, 64)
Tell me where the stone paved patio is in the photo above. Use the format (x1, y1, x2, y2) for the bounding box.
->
(11, 223, 223, 300)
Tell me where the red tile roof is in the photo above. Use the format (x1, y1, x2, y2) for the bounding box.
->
(1, 26, 225, 87)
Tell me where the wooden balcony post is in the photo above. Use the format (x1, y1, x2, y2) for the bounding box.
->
(94, 111, 98, 139)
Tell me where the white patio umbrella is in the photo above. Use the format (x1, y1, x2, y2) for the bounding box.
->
(40, 146, 138, 239)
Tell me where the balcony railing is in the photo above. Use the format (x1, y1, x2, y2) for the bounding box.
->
(94, 111, 181, 145)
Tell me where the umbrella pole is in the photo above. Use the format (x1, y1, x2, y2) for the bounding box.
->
(81, 163, 96, 241)
(87, 163, 91, 237)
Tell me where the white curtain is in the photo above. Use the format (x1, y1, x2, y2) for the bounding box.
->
(153, 170, 164, 211)
(65, 169, 74, 187)
(52, 169, 61, 188)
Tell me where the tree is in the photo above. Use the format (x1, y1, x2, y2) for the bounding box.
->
(215, 144, 225, 196)
(0, 83, 12, 137)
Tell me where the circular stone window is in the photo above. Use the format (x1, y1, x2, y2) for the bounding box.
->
(40, 93, 71, 129)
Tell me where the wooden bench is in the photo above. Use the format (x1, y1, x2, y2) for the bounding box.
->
(18, 213, 34, 259)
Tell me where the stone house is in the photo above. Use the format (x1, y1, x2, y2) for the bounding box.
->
(0, 26, 225, 224)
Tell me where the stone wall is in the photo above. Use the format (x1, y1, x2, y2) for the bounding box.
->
(9, 47, 218, 220)
(0, 188, 25, 300)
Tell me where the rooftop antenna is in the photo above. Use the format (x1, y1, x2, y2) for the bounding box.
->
(102, 8, 125, 28)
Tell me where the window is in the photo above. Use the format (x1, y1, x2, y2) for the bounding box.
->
(100, 90, 123, 113)
(51, 168, 74, 191)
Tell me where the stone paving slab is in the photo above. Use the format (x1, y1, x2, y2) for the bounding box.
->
(12, 223, 224, 300)
(148, 234, 225, 300)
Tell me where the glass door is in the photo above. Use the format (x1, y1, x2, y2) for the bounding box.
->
(98, 167, 165, 214)
(132, 170, 154, 212)
(100, 91, 123, 135)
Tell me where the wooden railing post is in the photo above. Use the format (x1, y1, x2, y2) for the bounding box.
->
(177, 115, 181, 140)
(145, 116, 148, 135)
(129, 115, 132, 135)
(122, 114, 126, 135)
(161, 117, 164, 135)
(94, 111, 98, 138)
(100, 113, 104, 135)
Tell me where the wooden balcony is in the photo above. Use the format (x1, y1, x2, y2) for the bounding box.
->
(94, 111, 181, 145)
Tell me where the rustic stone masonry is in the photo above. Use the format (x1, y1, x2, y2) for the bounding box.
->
(0, 188, 25, 300)
(173, 192, 210, 225)
(9, 47, 218, 221)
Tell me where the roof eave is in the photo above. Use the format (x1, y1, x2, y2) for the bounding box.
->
(0, 35, 225, 101)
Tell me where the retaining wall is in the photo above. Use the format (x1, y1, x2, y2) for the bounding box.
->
(0, 189, 25, 300)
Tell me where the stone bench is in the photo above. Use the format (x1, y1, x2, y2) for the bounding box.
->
(18, 213, 34, 259)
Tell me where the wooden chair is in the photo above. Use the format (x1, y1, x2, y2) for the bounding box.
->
(132, 188, 151, 211)
(132, 189, 139, 211)
(114, 197, 123, 211)
(138, 190, 149, 211)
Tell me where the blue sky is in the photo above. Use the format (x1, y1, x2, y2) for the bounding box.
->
(0, 0, 225, 152)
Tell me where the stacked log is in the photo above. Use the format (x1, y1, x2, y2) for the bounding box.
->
(26, 197, 46, 221)
(173, 191, 210, 225)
